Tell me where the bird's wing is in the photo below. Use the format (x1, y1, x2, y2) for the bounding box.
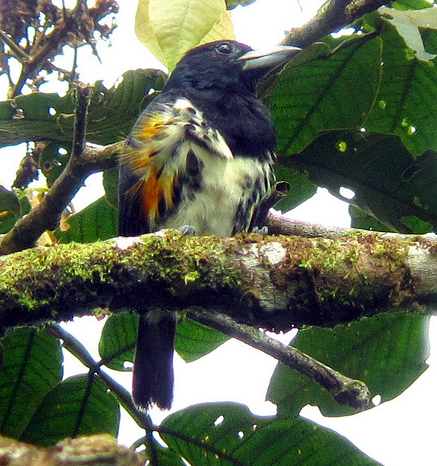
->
(118, 97, 233, 235)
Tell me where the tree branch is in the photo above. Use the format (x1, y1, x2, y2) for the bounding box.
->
(47, 324, 155, 433)
(0, 230, 435, 332)
(281, 0, 390, 48)
(0, 434, 145, 466)
(0, 141, 122, 255)
(187, 308, 370, 409)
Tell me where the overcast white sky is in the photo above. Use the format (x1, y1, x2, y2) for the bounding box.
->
(1, 1, 436, 465)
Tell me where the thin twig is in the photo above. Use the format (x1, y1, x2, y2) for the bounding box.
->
(0, 30, 31, 62)
(187, 308, 370, 409)
(46, 324, 155, 432)
(71, 84, 91, 161)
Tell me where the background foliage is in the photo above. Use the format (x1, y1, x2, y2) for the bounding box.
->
(0, 0, 435, 465)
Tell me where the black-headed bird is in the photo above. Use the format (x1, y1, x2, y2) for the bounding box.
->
(118, 40, 300, 410)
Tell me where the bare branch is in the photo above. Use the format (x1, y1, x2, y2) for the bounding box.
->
(282, 0, 390, 47)
(187, 308, 370, 409)
(0, 141, 122, 255)
(47, 324, 154, 432)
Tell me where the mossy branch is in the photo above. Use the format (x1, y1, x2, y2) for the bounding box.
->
(0, 229, 435, 332)
(0, 434, 144, 466)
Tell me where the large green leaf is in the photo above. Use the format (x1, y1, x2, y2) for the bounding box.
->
(365, 17, 437, 155)
(99, 313, 229, 370)
(267, 313, 430, 417)
(267, 34, 382, 155)
(175, 318, 229, 363)
(0, 69, 166, 148)
(55, 197, 118, 244)
(273, 166, 317, 213)
(281, 130, 437, 233)
(135, 0, 230, 70)
(20, 374, 120, 446)
(0, 327, 62, 439)
(0, 186, 21, 234)
(161, 403, 382, 465)
(99, 313, 137, 371)
(392, 0, 434, 10)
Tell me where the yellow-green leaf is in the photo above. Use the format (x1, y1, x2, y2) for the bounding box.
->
(135, 0, 229, 70)
(201, 10, 235, 44)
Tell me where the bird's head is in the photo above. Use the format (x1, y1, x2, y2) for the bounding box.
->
(164, 40, 300, 94)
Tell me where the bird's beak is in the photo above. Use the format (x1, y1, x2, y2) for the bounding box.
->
(239, 45, 301, 71)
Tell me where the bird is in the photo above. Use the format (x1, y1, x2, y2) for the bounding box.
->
(118, 39, 300, 410)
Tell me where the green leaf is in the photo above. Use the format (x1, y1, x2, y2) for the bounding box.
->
(87, 69, 166, 145)
(0, 327, 62, 439)
(135, 0, 229, 70)
(175, 318, 229, 362)
(0, 185, 21, 233)
(392, 0, 434, 10)
(0, 69, 166, 148)
(285, 131, 437, 233)
(103, 167, 119, 209)
(349, 204, 396, 232)
(99, 313, 137, 371)
(267, 313, 430, 417)
(365, 18, 437, 155)
(39, 142, 71, 187)
(21, 374, 120, 446)
(99, 314, 228, 369)
(161, 403, 382, 465)
(273, 165, 317, 213)
(268, 34, 382, 154)
(55, 197, 118, 244)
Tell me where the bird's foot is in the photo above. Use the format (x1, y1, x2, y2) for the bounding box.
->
(178, 225, 196, 236)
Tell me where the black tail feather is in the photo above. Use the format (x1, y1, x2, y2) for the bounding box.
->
(132, 312, 177, 410)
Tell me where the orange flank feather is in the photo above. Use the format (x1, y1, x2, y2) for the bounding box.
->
(129, 166, 177, 227)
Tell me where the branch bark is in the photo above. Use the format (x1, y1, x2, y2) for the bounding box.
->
(0, 434, 144, 466)
(188, 308, 370, 409)
(0, 229, 435, 332)
(0, 140, 121, 255)
(281, 0, 390, 48)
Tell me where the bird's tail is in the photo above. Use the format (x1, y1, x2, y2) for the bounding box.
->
(132, 311, 177, 410)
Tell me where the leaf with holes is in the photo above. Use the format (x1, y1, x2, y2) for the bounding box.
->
(267, 34, 382, 155)
(161, 403, 382, 465)
(282, 130, 437, 233)
(0, 69, 166, 148)
(0, 327, 62, 439)
(365, 18, 437, 155)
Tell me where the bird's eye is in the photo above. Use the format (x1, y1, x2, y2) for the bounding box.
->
(216, 43, 233, 55)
